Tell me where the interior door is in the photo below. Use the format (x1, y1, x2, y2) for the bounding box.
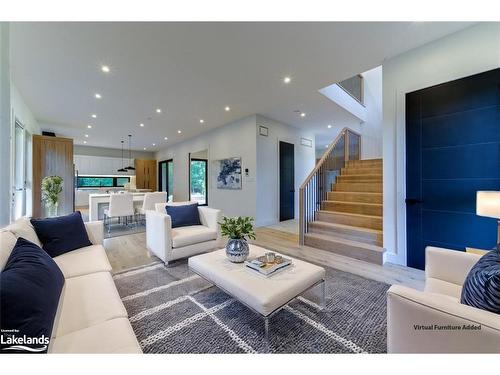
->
(279, 141, 295, 221)
(405, 68, 500, 270)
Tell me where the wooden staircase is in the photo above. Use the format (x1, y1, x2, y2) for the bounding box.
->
(304, 158, 385, 265)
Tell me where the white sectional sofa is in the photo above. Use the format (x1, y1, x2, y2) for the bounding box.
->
(146, 202, 222, 266)
(387, 246, 500, 353)
(0, 217, 141, 354)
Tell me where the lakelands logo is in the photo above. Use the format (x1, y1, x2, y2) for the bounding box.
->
(413, 324, 481, 331)
(1, 329, 49, 353)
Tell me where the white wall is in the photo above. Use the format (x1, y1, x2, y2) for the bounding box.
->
(319, 83, 367, 122)
(382, 23, 500, 265)
(11, 85, 41, 218)
(11, 85, 40, 136)
(360, 66, 383, 159)
(0, 23, 10, 226)
(256, 115, 316, 226)
(155, 115, 258, 220)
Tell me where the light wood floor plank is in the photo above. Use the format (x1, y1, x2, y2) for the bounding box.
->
(103, 227, 424, 290)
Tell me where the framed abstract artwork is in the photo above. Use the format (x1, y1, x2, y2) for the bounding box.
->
(215, 157, 242, 189)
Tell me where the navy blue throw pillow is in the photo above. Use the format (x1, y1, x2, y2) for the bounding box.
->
(0, 237, 65, 353)
(461, 250, 500, 314)
(30, 211, 92, 257)
(166, 203, 201, 228)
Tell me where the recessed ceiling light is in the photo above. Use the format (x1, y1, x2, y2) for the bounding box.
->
(199, 119, 204, 124)
(91, 114, 97, 118)
(85, 134, 89, 138)
(87, 125, 92, 129)
(164, 137, 168, 141)
(101, 65, 110, 73)
(94, 93, 101, 99)
(300, 112, 306, 118)
(152, 143, 156, 146)
(143, 147, 147, 150)
(139, 123, 144, 127)
(177, 130, 182, 134)
(225, 106, 230, 112)
(327, 124, 332, 129)
(283, 76, 291, 84)
(83, 141, 87, 144)
(156, 108, 162, 113)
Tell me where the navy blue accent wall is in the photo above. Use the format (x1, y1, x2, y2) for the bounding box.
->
(405, 68, 500, 270)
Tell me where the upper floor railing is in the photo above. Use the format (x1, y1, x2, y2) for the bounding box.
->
(338, 74, 364, 106)
(299, 128, 361, 245)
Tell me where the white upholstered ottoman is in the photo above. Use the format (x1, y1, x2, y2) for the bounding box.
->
(188, 244, 326, 339)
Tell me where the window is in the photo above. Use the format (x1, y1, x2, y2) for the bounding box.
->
(77, 176, 130, 188)
(190, 159, 207, 206)
(116, 177, 130, 187)
(158, 159, 174, 201)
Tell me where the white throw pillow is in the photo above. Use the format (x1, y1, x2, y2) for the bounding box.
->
(5, 217, 43, 248)
(0, 229, 17, 271)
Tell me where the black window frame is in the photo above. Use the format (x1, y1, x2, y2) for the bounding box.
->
(76, 176, 130, 188)
(158, 159, 174, 199)
(189, 157, 208, 206)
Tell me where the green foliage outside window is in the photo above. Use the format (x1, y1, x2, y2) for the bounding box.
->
(77, 176, 130, 188)
(190, 160, 206, 194)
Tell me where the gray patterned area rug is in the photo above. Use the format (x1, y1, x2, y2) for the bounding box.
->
(113, 260, 389, 354)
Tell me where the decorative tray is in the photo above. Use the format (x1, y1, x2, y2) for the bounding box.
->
(245, 254, 292, 277)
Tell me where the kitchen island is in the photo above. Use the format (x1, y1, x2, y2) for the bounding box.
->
(88, 192, 151, 221)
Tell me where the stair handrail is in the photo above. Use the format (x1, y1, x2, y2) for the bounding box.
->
(299, 127, 361, 245)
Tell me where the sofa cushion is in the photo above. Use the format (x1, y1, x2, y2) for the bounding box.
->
(0, 238, 65, 353)
(53, 244, 112, 278)
(171, 225, 217, 248)
(5, 217, 43, 248)
(31, 211, 92, 258)
(166, 203, 201, 228)
(52, 271, 128, 337)
(461, 250, 500, 314)
(0, 230, 17, 271)
(49, 318, 141, 354)
(425, 277, 462, 299)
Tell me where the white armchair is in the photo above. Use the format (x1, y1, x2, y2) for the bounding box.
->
(146, 201, 222, 266)
(387, 246, 500, 353)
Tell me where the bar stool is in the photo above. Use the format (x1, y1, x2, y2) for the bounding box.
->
(103, 193, 135, 233)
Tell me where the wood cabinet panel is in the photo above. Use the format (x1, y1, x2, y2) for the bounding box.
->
(134, 159, 157, 190)
(33, 135, 74, 218)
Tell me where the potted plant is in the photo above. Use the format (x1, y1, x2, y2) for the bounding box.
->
(219, 216, 256, 263)
(41, 175, 63, 217)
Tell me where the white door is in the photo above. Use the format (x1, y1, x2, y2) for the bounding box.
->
(12, 121, 26, 220)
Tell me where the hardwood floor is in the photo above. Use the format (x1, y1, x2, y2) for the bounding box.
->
(104, 232, 156, 273)
(251, 228, 424, 290)
(103, 227, 425, 290)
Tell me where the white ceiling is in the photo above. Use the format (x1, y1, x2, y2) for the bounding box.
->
(10, 22, 473, 152)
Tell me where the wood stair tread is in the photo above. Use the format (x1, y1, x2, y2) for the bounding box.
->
(338, 174, 382, 177)
(304, 232, 385, 252)
(309, 221, 382, 234)
(317, 210, 382, 219)
(323, 200, 382, 207)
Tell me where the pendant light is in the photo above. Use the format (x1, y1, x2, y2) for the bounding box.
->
(117, 140, 127, 172)
(125, 134, 136, 170)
